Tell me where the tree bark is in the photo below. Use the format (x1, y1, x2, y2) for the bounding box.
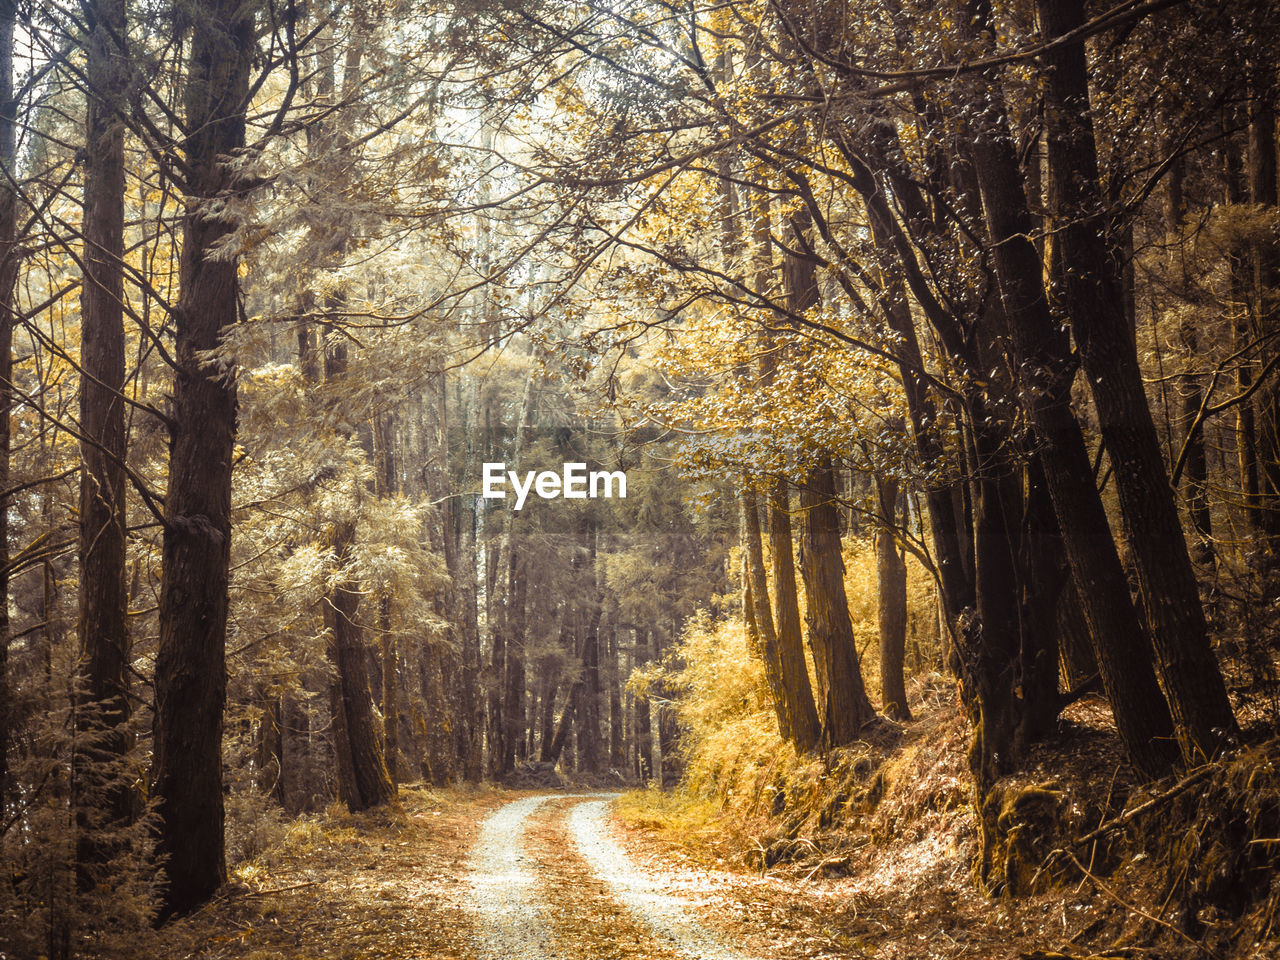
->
(875, 477, 910, 722)
(800, 458, 878, 743)
(741, 485, 800, 743)
(1164, 156, 1213, 563)
(502, 543, 528, 772)
(321, 336, 394, 810)
(576, 520, 603, 773)
(0, 0, 17, 808)
(951, 0, 1178, 780)
(153, 0, 254, 917)
(767, 479, 822, 753)
(326, 517, 395, 810)
(606, 622, 624, 769)
(379, 595, 397, 782)
(1037, 0, 1236, 760)
(77, 0, 134, 856)
(1247, 59, 1280, 557)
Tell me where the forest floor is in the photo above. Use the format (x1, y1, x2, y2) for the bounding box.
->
(154, 779, 1147, 960)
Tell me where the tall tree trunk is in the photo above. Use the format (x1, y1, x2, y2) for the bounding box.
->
(487, 374, 535, 778)
(538, 665, 560, 762)
(256, 693, 283, 804)
(1164, 155, 1213, 563)
(1018, 457, 1065, 750)
(635, 629, 653, 779)
(426, 372, 476, 781)
(379, 595, 397, 782)
(153, 0, 254, 917)
(502, 544, 528, 772)
(577, 524, 603, 773)
(1223, 141, 1262, 531)
(77, 0, 134, 860)
(545, 680, 580, 766)
(457, 379, 484, 781)
(326, 517, 395, 810)
(875, 477, 910, 721)
(607, 623, 624, 769)
(1180, 329, 1213, 563)
(322, 339, 394, 810)
(1037, 0, 1236, 760)
(865, 217, 974, 621)
(800, 458, 878, 743)
(1247, 59, 1280, 558)
(741, 486, 802, 744)
(375, 413, 398, 782)
(767, 479, 822, 753)
(0, 0, 18, 807)
(952, 0, 1178, 780)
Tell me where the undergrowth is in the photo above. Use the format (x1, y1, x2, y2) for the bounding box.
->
(630, 599, 1280, 959)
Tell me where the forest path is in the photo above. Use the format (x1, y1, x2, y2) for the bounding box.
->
(467, 792, 764, 960)
(157, 784, 1064, 960)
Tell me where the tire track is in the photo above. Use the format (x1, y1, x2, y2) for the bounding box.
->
(467, 793, 760, 960)
(465, 794, 562, 960)
(566, 797, 760, 960)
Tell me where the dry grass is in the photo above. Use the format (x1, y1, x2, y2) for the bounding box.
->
(613, 681, 1280, 960)
(156, 784, 512, 960)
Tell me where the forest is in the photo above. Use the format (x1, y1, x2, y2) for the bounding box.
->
(1, 0, 1279, 957)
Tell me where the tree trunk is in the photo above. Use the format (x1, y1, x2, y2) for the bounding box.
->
(1165, 155, 1213, 563)
(545, 681, 580, 766)
(487, 374, 535, 777)
(502, 545, 528, 772)
(152, 0, 255, 917)
(799, 458, 878, 743)
(1180, 333, 1213, 564)
(375, 414, 399, 781)
(327, 516, 395, 810)
(0, 0, 17, 808)
(380, 596, 397, 782)
(875, 477, 910, 721)
(256, 694, 284, 804)
(1223, 139, 1263, 534)
(607, 623, 624, 769)
(78, 0, 132, 835)
(577, 532, 603, 773)
(767, 479, 822, 753)
(741, 486, 799, 743)
(321, 336, 394, 809)
(954, 0, 1178, 780)
(867, 221, 974, 620)
(635, 630, 653, 779)
(1037, 0, 1236, 760)
(1247, 62, 1280, 558)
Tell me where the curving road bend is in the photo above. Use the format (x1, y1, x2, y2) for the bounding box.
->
(466, 793, 760, 960)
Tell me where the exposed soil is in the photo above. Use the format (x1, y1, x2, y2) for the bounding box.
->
(153, 776, 1268, 960)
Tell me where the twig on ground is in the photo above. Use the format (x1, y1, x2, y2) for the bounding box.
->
(1061, 849, 1220, 960)
(240, 881, 322, 899)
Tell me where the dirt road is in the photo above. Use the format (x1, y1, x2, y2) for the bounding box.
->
(158, 785, 1061, 960)
(467, 793, 760, 960)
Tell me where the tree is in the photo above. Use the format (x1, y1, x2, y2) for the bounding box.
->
(0, 0, 18, 806)
(77, 0, 134, 861)
(152, 0, 257, 918)
(1035, 0, 1236, 762)
(875, 476, 909, 722)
